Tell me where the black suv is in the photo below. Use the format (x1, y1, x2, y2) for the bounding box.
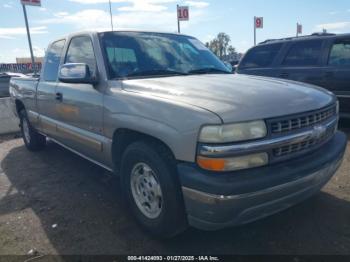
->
(236, 33, 350, 118)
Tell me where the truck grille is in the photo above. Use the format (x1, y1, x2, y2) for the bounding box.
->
(273, 121, 336, 157)
(271, 106, 336, 134)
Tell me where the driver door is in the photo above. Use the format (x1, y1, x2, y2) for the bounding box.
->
(55, 35, 104, 161)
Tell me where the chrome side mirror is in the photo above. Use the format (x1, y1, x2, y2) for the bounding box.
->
(58, 63, 97, 84)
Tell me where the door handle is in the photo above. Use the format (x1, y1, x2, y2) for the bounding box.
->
(55, 92, 63, 101)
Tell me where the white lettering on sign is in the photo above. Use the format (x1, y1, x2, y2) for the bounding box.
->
(178, 6, 189, 21)
(21, 0, 41, 6)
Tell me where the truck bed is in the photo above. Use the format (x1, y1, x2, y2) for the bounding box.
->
(10, 76, 39, 117)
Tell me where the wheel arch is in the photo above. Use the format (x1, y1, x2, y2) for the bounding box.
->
(111, 128, 177, 173)
(15, 99, 25, 115)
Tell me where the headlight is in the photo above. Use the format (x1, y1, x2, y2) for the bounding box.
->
(197, 153, 268, 171)
(199, 120, 267, 143)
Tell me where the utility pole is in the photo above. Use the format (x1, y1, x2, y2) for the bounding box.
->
(22, 4, 36, 74)
(254, 16, 256, 46)
(108, 0, 114, 31)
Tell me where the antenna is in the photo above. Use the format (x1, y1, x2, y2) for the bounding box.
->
(108, 0, 114, 31)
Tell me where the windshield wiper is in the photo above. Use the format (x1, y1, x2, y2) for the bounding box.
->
(126, 69, 188, 78)
(187, 67, 231, 75)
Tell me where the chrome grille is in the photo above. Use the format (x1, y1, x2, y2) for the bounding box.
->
(273, 120, 336, 157)
(271, 106, 336, 134)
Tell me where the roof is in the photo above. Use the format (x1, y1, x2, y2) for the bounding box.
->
(258, 32, 350, 45)
(69, 29, 191, 38)
(49, 29, 194, 48)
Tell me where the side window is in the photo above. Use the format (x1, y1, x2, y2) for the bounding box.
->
(65, 36, 97, 76)
(329, 40, 350, 66)
(239, 43, 283, 68)
(283, 40, 322, 67)
(43, 40, 65, 82)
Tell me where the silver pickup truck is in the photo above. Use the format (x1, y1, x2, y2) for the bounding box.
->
(10, 31, 347, 238)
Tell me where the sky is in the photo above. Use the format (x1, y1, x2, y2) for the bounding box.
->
(1, 0, 350, 63)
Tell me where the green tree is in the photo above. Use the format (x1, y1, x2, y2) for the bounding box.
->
(206, 33, 237, 60)
(217, 33, 231, 58)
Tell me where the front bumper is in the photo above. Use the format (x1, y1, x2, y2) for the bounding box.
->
(178, 131, 347, 231)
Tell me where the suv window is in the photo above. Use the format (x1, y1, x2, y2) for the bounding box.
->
(329, 40, 350, 66)
(283, 40, 322, 66)
(43, 40, 65, 82)
(65, 36, 97, 75)
(239, 43, 283, 68)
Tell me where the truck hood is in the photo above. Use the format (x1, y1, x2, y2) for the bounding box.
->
(121, 74, 335, 123)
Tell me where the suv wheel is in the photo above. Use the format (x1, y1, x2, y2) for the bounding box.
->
(120, 141, 187, 238)
(19, 110, 46, 151)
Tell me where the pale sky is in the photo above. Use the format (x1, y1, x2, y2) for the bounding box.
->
(1, 0, 350, 63)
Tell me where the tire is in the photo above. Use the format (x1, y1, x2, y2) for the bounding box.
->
(120, 141, 188, 238)
(19, 110, 46, 151)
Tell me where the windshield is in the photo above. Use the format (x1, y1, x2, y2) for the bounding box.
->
(99, 32, 230, 79)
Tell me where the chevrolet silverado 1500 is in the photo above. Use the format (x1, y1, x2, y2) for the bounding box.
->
(10, 31, 347, 237)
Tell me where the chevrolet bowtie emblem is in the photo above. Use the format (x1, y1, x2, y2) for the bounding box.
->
(313, 125, 327, 140)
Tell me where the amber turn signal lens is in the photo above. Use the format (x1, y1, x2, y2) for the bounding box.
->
(197, 153, 268, 172)
(197, 156, 226, 171)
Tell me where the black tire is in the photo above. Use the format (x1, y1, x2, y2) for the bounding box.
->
(120, 141, 188, 238)
(19, 110, 46, 151)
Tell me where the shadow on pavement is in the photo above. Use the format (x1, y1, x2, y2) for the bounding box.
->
(1, 142, 350, 255)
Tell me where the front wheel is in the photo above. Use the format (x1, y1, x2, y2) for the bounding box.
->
(120, 141, 187, 238)
(19, 110, 46, 151)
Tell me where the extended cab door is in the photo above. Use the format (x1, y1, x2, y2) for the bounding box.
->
(276, 39, 326, 87)
(55, 35, 105, 162)
(37, 39, 66, 138)
(323, 38, 350, 118)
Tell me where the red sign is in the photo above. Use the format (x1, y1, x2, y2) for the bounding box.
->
(21, 0, 41, 6)
(255, 17, 263, 29)
(177, 6, 189, 21)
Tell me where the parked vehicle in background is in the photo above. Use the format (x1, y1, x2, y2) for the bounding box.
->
(0, 72, 26, 97)
(236, 33, 350, 118)
(10, 31, 347, 238)
(26, 73, 40, 78)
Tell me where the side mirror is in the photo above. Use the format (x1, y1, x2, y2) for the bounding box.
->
(232, 65, 238, 73)
(58, 63, 97, 84)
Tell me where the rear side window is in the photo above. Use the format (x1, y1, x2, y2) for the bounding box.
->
(329, 40, 350, 66)
(43, 40, 65, 82)
(239, 43, 282, 68)
(283, 40, 322, 66)
(65, 36, 97, 75)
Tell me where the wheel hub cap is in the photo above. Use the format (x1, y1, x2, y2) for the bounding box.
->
(130, 163, 163, 219)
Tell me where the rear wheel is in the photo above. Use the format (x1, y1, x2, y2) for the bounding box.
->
(120, 141, 187, 238)
(19, 110, 46, 151)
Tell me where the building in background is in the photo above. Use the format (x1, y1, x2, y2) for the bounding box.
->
(16, 57, 44, 64)
(0, 57, 44, 74)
